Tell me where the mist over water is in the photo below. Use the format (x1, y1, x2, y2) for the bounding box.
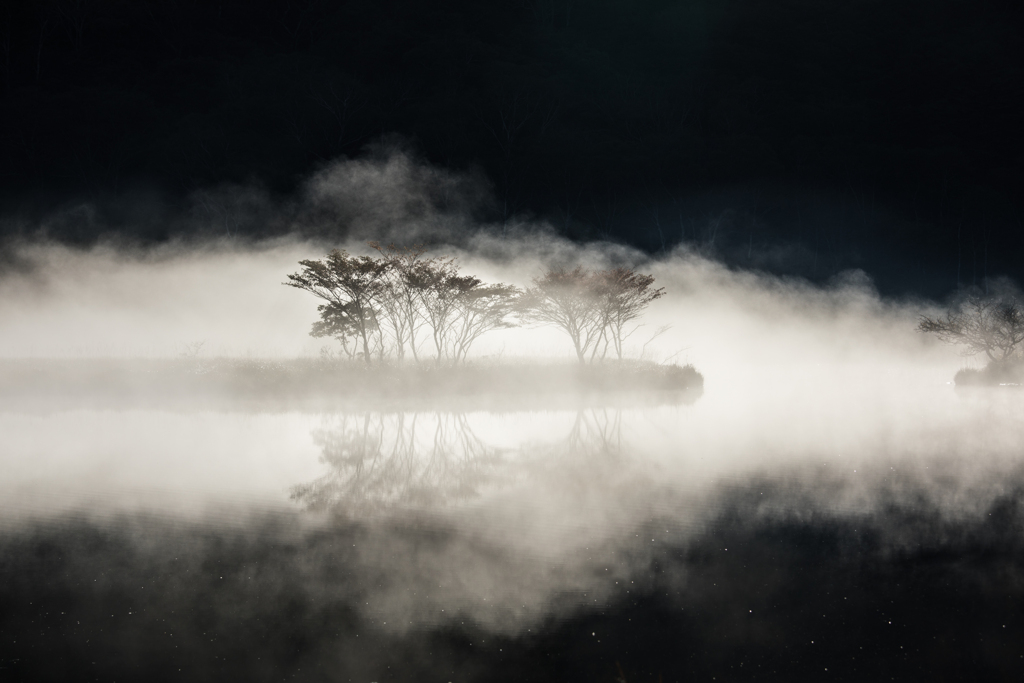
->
(1, 232, 1023, 681)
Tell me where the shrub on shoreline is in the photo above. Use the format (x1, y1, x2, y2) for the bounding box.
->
(954, 358, 1024, 387)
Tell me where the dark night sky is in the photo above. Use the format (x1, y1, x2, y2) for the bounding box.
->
(2, 0, 1022, 295)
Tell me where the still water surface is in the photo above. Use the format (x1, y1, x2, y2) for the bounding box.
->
(3, 373, 1024, 681)
(3, 375, 1021, 523)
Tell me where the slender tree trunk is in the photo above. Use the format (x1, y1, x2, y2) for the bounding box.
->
(406, 295, 421, 363)
(360, 330, 371, 364)
(573, 336, 585, 364)
(357, 306, 372, 365)
(409, 329, 420, 363)
(432, 323, 443, 366)
(589, 330, 604, 364)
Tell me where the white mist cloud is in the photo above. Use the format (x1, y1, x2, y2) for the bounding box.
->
(0, 239, 326, 357)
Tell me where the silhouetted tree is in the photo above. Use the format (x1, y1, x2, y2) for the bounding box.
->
(919, 286, 1024, 362)
(449, 282, 521, 363)
(408, 257, 521, 364)
(309, 301, 363, 360)
(600, 267, 665, 360)
(288, 244, 519, 365)
(405, 256, 462, 362)
(369, 241, 430, 362)
(522, 267, 608, 364)
(285, 249, 388, 364)
(523, 266, 664, 363)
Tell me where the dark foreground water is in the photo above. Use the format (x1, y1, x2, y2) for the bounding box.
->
(2, 383, 1024, 682)
(3, 480, 1023, 683)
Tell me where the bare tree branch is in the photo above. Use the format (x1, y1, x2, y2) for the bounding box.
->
(918, 287, 1024, 362)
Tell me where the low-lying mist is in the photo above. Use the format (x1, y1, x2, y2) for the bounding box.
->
(1, 157, 1021, 681)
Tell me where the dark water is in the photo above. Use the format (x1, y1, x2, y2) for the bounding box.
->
(3, 481, 1023, 682)
(2, 386, 1024, 681)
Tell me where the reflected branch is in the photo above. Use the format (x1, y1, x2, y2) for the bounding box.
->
(292, 408, 630, 516)
(291, 412, 506, 514)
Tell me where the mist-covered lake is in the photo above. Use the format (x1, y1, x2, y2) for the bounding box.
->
(3, 375, 1024, 682)
(5, 369, 1017, 522)
(2, 241, 1023, 681)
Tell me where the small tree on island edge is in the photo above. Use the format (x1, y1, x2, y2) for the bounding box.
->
(918, 285, 1024, 363)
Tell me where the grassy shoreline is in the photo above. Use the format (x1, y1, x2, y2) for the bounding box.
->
(0, 358, 703, 413)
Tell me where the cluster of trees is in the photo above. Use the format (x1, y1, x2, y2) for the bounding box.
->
(286, 243, 519, 365)
(285, 245, 665, 365)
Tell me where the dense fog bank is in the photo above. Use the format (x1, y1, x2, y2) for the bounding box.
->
(0, 232, 955, 374)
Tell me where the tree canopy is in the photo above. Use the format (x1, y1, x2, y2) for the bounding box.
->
(523, 266, 665, 363)
(286, 244, 520, 364)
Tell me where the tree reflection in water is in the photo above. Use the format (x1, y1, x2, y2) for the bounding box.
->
(291, 408, 626, 515)
(565, 408, 622, 459)
(291, 412, 505, 514)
